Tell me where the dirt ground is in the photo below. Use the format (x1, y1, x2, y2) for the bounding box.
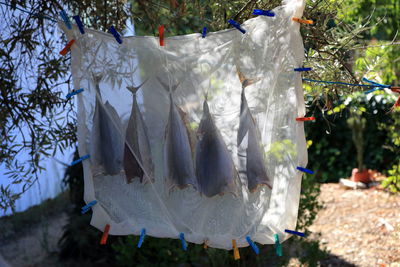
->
(0, 184, 399, 266)
(309, 183, 400, 267)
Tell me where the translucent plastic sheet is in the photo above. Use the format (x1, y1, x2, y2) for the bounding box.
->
(62, 0, 307, 250)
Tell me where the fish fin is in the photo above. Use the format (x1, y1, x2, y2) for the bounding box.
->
(126, 78, 149, 95)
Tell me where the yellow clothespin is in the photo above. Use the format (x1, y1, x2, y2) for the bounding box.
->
(232, 239, 240, 260)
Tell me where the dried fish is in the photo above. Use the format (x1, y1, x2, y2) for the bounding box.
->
(237, 70, 272, 192)
(158, 78, 197, 191)
(91, 75, 124, 175)
(124, 80, 154, 183)
(195, 98, 237, 197)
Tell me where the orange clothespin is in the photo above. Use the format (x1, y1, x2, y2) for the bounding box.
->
(296, 117, 316, 121)
(60, 39, 76, 56)
(292, 17, 314, 24)
(232, 239, 240, 260)
(100, 224, 110, 245)
(159, 25, 165, 46)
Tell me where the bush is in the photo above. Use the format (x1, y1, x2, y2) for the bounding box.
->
(305, 92, 397, 182)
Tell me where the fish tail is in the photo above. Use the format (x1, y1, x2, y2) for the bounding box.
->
(126, 78, 149, 95)
(157, 77, 180, 94)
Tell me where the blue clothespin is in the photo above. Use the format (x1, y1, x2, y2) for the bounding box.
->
(228, 19, 246, 34)
(297, 166, 314, 174)
(66, 88, 84, 99)
(252, 9, 275, 17)
(60, 10, 72, 30)
(202, 27, 207, 38)
(73, 15, 85, 34)
(284, 229, 306, 237)
(274, 234, 282, 256)
(70, 154, 90, 166)
(81, 200, 97, 214)
(246, 236, 259, 254)
(362, 77, 390, 94)
(138, 228, 146, 248)
(108, 26, 122, 44)
(294, 67, 312, 72)
(180, 233, 188, 251)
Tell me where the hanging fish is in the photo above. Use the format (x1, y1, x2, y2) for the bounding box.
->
(158, 78, 197, 191)
(195, 96, 238, 197)
(237, 70, 272, 192)
(124, 79, 154, 184)
(91, 75, 124, 175)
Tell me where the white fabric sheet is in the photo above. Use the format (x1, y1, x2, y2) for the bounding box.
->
(62, 0, 307, 250)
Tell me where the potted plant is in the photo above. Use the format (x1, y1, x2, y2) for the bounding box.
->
(347, 107, 371, 183)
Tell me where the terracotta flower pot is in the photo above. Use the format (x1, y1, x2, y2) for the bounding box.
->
(351, 168, 371, 183)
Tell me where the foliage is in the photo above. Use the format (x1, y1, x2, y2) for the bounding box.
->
(379, 107, 400, 193)
(0, 191, 69, 243)
(382, 164, 400, 193)
(305, 92, 397, 182)
(338, 0, 400, 41)
(346, 94, 367, 171)
(0, 0, 128, 213)
(4, 0, 397, 266)
(59, 151, 117, 265)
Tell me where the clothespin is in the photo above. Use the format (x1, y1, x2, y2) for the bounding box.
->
(252, 9, 275, 17)
(60, 10, 72, 29)
(274, 234, 282, 256)
(100, 224, 110, 245)
(81, 200, 97, 214)
(285, 229, 306, 237)
(232, 239, 240, 260)
(60, 39, 76, 56)
(203, 240, 208, 249)
(70, 154, 90, 166)
(179, 233, 187, 251)
(296, 117, 315, 121)
(108, 26, 122, 44)
(202, 27, 207, 38)
(159, 25, 165, 46)
(73, 15, 85, 34)
(228, 19, 246, 34)
(294, 67, 312, 72)
(138, 228, 146, 248)
(66, 88, 84, 99)
(292, 17, 314, 24)
(297, 166, 314, 174)
(246, 236, 259, 254)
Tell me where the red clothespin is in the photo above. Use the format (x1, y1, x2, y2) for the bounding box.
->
(296, 117, 315, 121)
(100, 224, 110, 245)
(159, 25, 165, 46)
(60, 39, 76, 56)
